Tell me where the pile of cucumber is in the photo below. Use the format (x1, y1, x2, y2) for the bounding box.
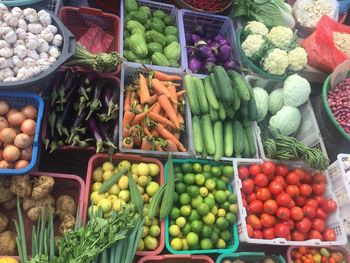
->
(185, 66, 258, 160)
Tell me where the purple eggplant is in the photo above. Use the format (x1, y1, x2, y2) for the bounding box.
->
(195, 43, 213, 59)
(87, 117, 104, 153)
(97, 120, 117, 150)
(187, 47, 195, 57)
(214, 34, 225, 43)
(218, 38, 229, 46)
(218, 45, 232, 62)
(188, 57, 202, 73)
(201, 61, 216, 74)
(206, 53, 217, 64)
(208, 41, 220, 55)
(223, 60, 241, 71)
(185, 32, 192, 44)
(101, 85, 118, 116)
(191, 33, 201, 44)
(86, 80, 107, 120)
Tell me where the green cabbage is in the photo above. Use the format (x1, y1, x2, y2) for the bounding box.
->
(269, 106, 301, 136)
(268, 88, 284, 115)
(253, 87, 269, 122)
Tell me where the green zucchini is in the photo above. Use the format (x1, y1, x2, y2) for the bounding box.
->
(227, 70, 250, 102)
(184, 74, 201, 115)
(201, 114, 216, 155)
(245, 125, 257, 157)
(213, 121, 223, 161)
(209, 106, 219, 122)
(204, 77, 219, 110)
(218, 102, 227, 121)
(213, 66, 234, 103)
(224, 120, 234, 157)
(209, 73, 221, 100)
(193, 77, 209, 114)
(240, 102, 249, 120)
(192, 115, 204, 154)
(233, 120, 244, 155)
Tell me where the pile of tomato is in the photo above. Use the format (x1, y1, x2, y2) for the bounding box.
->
(238, 161, 338, 241)
(291, 246, 347, 263)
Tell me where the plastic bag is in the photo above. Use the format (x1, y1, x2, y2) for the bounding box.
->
(330, 59, 350, 90)
(302, 16, 350, 72)
(78, 26, 114, 54)
(338, 0, 350, 14)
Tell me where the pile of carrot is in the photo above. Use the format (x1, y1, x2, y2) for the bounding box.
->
(122, 70, 187, 152)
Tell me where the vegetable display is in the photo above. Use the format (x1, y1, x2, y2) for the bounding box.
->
(167, 161, 237, 251)
(238, 161, 338, 242)
(121, 70, 187, 152)
(0, 5, 62, 82)
(0, 100, 37, 170)
(123, 0, 181, 67)
(290, 246, 348, 263)
(187, 66, 257, 160)
(45, 68, 119, 153)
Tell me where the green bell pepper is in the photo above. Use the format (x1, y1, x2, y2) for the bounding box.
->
(151, 17, 165, 33)
(164, 26, 178, 36)
(164, 42, 180, 61)
(129, 33, 148, 58)
(149, 30, 166, 47)
(152, 52, 170, 67)
(125, 0, 138, 13)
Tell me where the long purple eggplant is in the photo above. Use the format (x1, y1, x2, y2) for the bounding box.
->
(97, 120, 117, 150)
(87, 117, 104, 153)
(56, 95, 75, 137)
(101, 84, 118, 116)
(86, 80, 107, 120)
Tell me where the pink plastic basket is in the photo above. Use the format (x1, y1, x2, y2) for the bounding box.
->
(286, 246, 350, 263)
(138, 254, 215, 263)
(84, 153, 165, 256)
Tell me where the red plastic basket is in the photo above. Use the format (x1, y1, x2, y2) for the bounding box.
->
(0, 172, 85, 259)
(138, 255, 215, 263)
(84, 153, 165, 256)
(286, 246, 350, 263)
(58, 6, 121, 75)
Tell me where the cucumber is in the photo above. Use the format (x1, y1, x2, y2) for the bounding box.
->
(242, 120, 252, 128)
(204, 77, 219, 110)
(242, 132, 251, 158)
(213, 121, 223, 161)
(192, 115, 204, 154)
(218, 102, 227, 121)
(224, 120, 234, 157)
(233, 120, 244, 155)
(213, 66, 234, 103)
(227, 70, 250, 102)
(209, 106, 219, 122)
(245, 125, 257, 157)
(209, 73, 221, 100)
(248, 95, 259, 121)
(184, 74, 201, 115)
(201, 114, 216, 155)
(232, 86, 241, 111)
(193, 77, 209, 114)
(224, 104, 235, 119)
(240, 102, 249, 120)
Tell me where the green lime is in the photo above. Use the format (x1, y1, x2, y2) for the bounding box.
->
(199, 187, 209, 197)
(195, 173, 206, 186)
(180, 205, 191, 216)
(203, 197, 215, 209)
(179, 193, 191, 205)
(203, 164, 211, 172)
(227, 193, 237, 203)
(225, 212, 236, 224)
(191, 195, 203, 209)
(221, 176, 230, 184)
(169, 225, 181, 237)
(222, 165, 234, 177)
(176, 217, 186, 228)
(216, 180, 227, 190)
(174, 166, 181, 173)
(216, 238, 226, 249)
(173, 192, 179, 203)
(211, 231, 219, 244)
(213, 225, 221, 234)
(175, 172, 183, 182)
(170, 207, 180, 220)
(183, 173, 195, 185)
(211, 166, 222, 177)
(229, 204, 238, 214)
(203, 212, 215, 225)
(200, 238, 212, 250)
(149, 225, 161, 237)
(215, 190, 227, 204)
(187, 185, 199, 197)
(175, 183, 186, 194)
(211, 205, 218, 216)
(188, 210, 200, 222)
(203, 172, 211, 179)
(197, 203, 209, 216)
(192, 163, 203, 173)
(207, 193, 214, 199)
(190, 220, 203, 234)
(221, 201, 231, 211)
(220, 230, 232, 242)
(182, 223, 191, 236)
(216, 217, 229, 231)
(181, 163, 193, 173)
(186, 232, 198, 246)
(201, 225, 212, 238)
(171, 238, 183, 250)
(205, 178, 216, 190)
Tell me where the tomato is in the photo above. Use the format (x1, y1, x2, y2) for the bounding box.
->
(260, 213, 276, 228)
(249, 164, 261, 177)
(305, 199, 318, 209)
(316, 208, 328, 220)
(286, 185, 300, 199)
(291, 230, 306, 241)
(295, 196, 306, 207)
(303, 172, 313, 184)
(254, 173, 269, 187)
(273, 176, 287, 189)
(322, 199, 337, 214)
(313, 172, 326, 184)
(290, 207, 304, 221)
(303, 205, 316, 219)
(296, 218, 312, 233)
(238, 166, 250, 180)
(313, 183, 326, 196)
(263, 227, 276, 239)
(242, 179, 255, 194)
(276, 192, 292, 207)
(264, 199, 278, 215)
(247, 224, 254, 238)
(253, 229, 263, 239)
(261, 161, 275, 175)
(256, 188, 271, 201)
(269, 181, 283, 195)
(283, 219, 295, 230)
(247, 193, 257, 203)
(242, 198, 248, 208)
(308, 229, 323, 240)
(314, 195, 325, 206)
(294, 168, 306, 181)
(323, 228, 336, 241)
(312, 218, 326, 232)
(274, 223, 291, 238)
(286, 171, 300, 185)
(249, 200, 264, 214)
(288, 200, 296, 208)
(299, 184, 312, 197)
(275, 164, 289, 177)
(247, 214, 262, 230)
(276, 207, 290, 221)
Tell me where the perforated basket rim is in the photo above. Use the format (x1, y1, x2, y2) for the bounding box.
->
(216, 252, 286, 263)
(138, 254, 215, 263)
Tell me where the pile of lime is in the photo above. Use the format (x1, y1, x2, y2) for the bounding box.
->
(89, 160, 161, 251)
(168, 162, 237, 251)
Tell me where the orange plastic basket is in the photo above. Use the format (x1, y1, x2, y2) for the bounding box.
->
(138, 254, 215, 263)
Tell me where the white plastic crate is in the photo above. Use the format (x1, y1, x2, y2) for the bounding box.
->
(245, 75, 328, 160)
(326, 154, 350, 236)
(118, 62, 193, 157)
(232, 158, 348, 246)
(178, 9, 240, 78)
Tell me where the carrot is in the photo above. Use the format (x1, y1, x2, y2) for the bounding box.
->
(153, 71, 182, 81)
(163, 139, 178, 152)
(155, 143, 164, 151)
(148, 94, 157, 105)
(168, 85, 178, 114)
(131, 109, 149, 125)
(176, 90, 186, 97)
(158, 94, 180, 128)
(139, 73, 151, 104)
(122, 137, 134, 149)
(177, 111, 184, 124)
(124, 90, 131, 112)
(149, 112, 175, 128)
(141, 136, 154, 150)
(174, 132, 180, 140)
(122, 110, 135, 128)
(134, 104, 143, 113)
(130, 91, 138, 106)
(141, 120, 151, 136)
(122, 127, 130, 138)
(156, 124, 186, 152)
(150, 102, 161, 114)
(151, 78, 172, 98)
(160, 81, 180, 87)
(151, 129, 159, 137)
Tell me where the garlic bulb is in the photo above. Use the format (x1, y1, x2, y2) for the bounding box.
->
(0, 47, 13, 58)
(37, 38, 49, 53)
(46, 24, 57, 35)
(4, 77, 18, 82)
(12, 55, 23, 67)
(6, 57, 14, 68)
(3, 13, 18, 28)
(52, 34, 62, 47)
(0, 40, 10, 49)
(23, 8, 38, 23)
(3, 30, 17, 44)
(0, 4, 8, 20)
(12, 66, 19, 74)
(17, 67, 25, 80)
(27, 23, 43, 34)
(26, 34, 39, 50)
(38, 10, 51, 26)
(15, 28, 26, 40)
(23, 57, 35, 68)
(11, 7, 23, 18)
(2, 68, 14, 78)
(40, 27, 54, 42)
(14, 39, 25, 47)
(14, 44, 26, 59)
(0, 57, 7, 69)
(18, 19, 27, 31)
(48, 56, 56, 63)
(0, 26, 12, 37)
(49, 46, 60, 58)
(27, 49, 39, 60)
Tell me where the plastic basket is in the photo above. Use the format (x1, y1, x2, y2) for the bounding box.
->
(95, 0, 119, 14)
(217, 252, 286, 263)
(24, 0, 63, 15)
(84, 153, 165, 256)
(0, 171, 85, 259)
(120, 0, 182, 70)
(0, 0, 44, 6)
(286, 246, 350, 263)
(245, 74, 328, 161)
(178, 9, 240, 78)
(59, 6, 120, 75)
(138, 254, 215, 263)
(233, 158, 348, 246)
(164, 158, 239, 254)
(119, 62, 193, 157)
(0, 92, 44, 176)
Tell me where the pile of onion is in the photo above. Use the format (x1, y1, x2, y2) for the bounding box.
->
(0, 100, 37, 169)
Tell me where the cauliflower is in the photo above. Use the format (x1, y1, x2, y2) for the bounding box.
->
(283, 74, 311, 107)
(242, 34, 268, 61)
(269, 106, 301, 136)
(267, 26, 294, 49)
(288, 47, 307, 71)
(243, 21, 269, 36)
(262, 48, 289, 75)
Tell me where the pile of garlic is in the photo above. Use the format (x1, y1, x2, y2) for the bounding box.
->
(0, 4, 63, 82)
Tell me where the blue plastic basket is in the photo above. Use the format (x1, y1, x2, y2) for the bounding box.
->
(178, 9, 240, 78)
(0, 92, 44, 176)
(216, 252, 286, 263)
(164, 158, 239, 255)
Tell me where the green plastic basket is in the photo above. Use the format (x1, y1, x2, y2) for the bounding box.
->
(216, 252, 286, 263)
(164, 158, 239, 255)
(322, 72, 350, 143)
(0, 0, 44, 6)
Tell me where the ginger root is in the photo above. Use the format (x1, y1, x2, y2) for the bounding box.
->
(32, 176, 54, 200)
(2, 197, 18, 210)
(0, 212, 8, 233)
(56, 195, 76, 221)
(10, 175, 32, 197)
(0, 231, 16, 256)
(23, 194, 55, 221)
(0, 178, 14, 203)
(58, 214, 75, 236)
